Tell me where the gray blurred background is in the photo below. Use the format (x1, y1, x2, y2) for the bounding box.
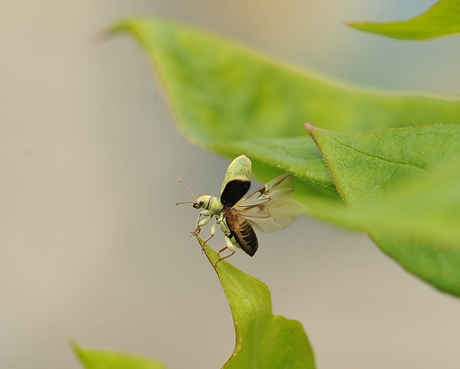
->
(1, 1, 460, 368)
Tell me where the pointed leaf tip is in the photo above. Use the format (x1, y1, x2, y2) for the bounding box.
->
(306, 124, 460, 297)
(195, 237, 315, 368)
(347, 0, 460, 41)
(305, 123, 315, 133)
(72, 342, 168, 369)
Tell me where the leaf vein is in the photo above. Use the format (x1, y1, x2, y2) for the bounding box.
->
(331, 137, 430, 172)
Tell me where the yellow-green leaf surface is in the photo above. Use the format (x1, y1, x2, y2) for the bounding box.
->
(307, 124, 460, 296)
(349, 0, 460, 40)
(199, 239, 315, 369)
(73, 343, 168, 369)
(72, 241, 316, 369)
(111, 18, 460, 227)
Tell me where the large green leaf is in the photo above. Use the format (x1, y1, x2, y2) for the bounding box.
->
(348, 0, 460, 40)
(198, 239, 315, 369)
(306, 123, 460, 296)
(110, 18, 460, 227)
(73, 343, 168, 369)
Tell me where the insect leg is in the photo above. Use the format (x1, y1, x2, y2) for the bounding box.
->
(215, 236, 236, 267)
(201, 221, 217, 253)
(191, 210, 211, 237)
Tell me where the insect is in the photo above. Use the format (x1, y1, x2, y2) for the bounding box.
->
(177, 155, 301, 265)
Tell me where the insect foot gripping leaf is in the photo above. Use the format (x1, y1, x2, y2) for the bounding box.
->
(179, 155, 301, 265)
(197, 237, 316, 369)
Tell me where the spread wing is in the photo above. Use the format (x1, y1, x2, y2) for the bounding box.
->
(220, 175, 251, 207)
(233, 173, 301, 232)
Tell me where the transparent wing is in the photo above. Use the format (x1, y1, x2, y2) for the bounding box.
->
(235, 198, 302, 233)
(233, 173, 301, 232)
(237, 173, 295, 208)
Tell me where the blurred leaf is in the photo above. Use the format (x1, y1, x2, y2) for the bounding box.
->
(73, 343, 168, 369)
(110, 18, 460, 228)
(199, 240, 316, 369)
(216, 137, 359, 230)
(306, 124, 460, 296)
(348, 0, 460, 40)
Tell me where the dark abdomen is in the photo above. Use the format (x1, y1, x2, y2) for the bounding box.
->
(224, 208, 259, 257)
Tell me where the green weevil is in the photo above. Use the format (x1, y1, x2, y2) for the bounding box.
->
(177, 155, 300, 265)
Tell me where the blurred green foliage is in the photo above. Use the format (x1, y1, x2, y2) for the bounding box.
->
(110, 18, 460, 229)
(75, 12, 460, 369)
(73, 343, 168, 369)
(348, 0, 460, 40)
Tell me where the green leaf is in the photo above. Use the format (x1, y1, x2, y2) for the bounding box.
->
(72, 342, 168, 369)
(348, 0, 460, 40)
(306, 123, 460, 296)
(198, 239, 315, 369)
(215, 137, 359, 230)
(72, 241, 316, 369)
(110, 17, 460, 228)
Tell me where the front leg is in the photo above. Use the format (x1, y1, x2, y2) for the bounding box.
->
(191, 210, 211, 237)
(201, 221, 217, 253)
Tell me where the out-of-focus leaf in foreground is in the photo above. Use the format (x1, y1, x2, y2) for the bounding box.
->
(348, 0, 460, 40)
(307, 124, 460, 296)
(110, 18, 460, 228)
(199, 239, 315, 369)
(73, 342, 168, 369)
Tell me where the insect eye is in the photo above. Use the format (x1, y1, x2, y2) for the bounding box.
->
(199, 201, 204, 207)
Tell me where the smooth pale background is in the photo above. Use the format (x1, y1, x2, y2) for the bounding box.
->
(1, 1, 460, 368)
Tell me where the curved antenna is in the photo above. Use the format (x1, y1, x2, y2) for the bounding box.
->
(175, 179, 197, 206)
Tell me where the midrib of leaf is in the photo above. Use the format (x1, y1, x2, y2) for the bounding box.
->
(328, 137, 430, 172)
